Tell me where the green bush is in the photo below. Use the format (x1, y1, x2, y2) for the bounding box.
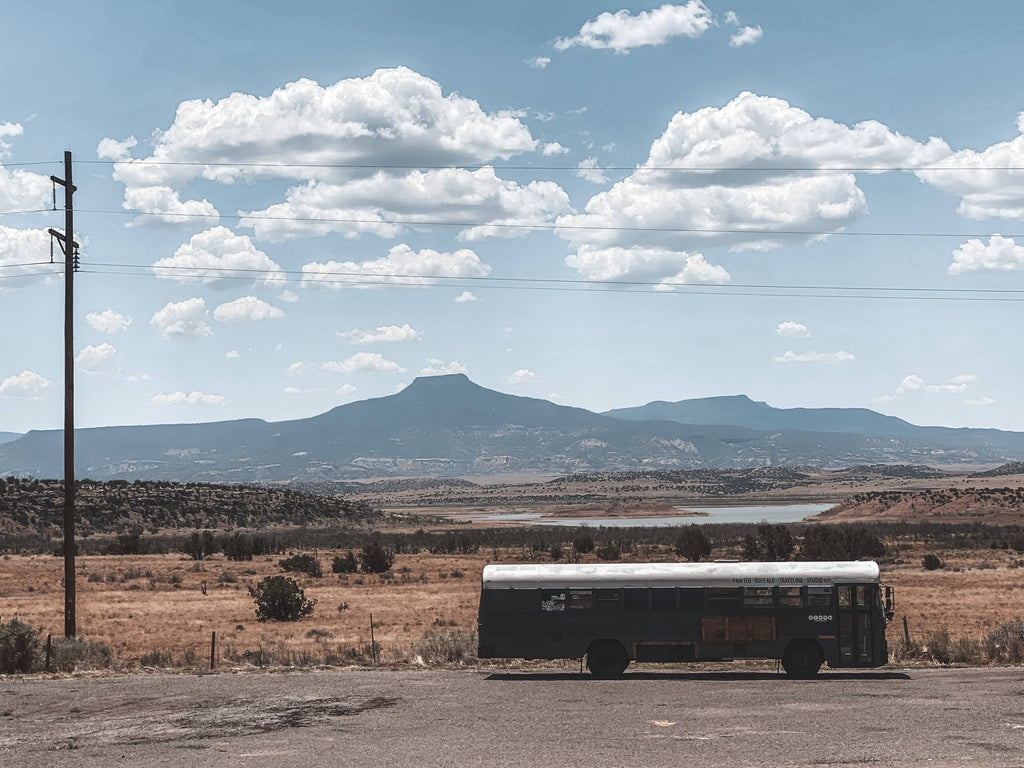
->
(572, 532, 595, 555)
(49, 637, 112, 672)
(331, 551, 359, 574)
(279, 553, 322, 577)
(675, 525, 712, 562)
(922, 554, 944, 571)
(0, 619, 41, 673)
(249, 575, 315, 622)
(595, 540, 621, 561)
(414, 629, 477, 664)
(359, 539, 394, 574)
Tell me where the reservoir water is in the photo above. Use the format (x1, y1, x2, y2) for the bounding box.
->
(469, 503, 834, 527)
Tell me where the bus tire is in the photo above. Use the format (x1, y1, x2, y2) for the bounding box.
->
(586, 640, 629, 678)
(782, 640, 822, 679)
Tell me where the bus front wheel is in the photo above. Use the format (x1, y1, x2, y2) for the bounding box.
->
(782, 640, 822, 679)
(586, 641, 629, 678)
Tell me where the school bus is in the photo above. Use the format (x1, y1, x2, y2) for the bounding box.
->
(477, 561, 894, 677)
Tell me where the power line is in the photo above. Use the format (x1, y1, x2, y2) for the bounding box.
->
(72, 208, 1024, 239)
(0, 260, 56, 270)
(84, 260, 1024, 294)
(74, 159, 1024, 172)
(76, 264, 1024, 302)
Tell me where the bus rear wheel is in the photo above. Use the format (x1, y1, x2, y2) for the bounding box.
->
(782, 640, 822, 679)
(586, 641, 629, 678)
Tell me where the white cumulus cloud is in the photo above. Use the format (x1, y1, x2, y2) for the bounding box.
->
(773, 350, 854, 364)
(567, 247, 730, 287)
(730, 25, 763, 47)
(507, 368, 539, 384)
(339, 324, 422, 344)
(149, 298, 213, 340)
(420, 359, 469, 376)
(776, 321, 811, 338)
(213, 296, 285, 323)
(555, 91, 952, 282)
(75, 343, 120, 376)
(575, 157, 609, 184)
(225, 350, 240, 359)
(86, 309, 133, 334)
(526, 56, 551, 69)
(289, 354, 406, 376)
(153, 227, 283, 286)
(302, 244, 490, 289)
(896, 373, 977, 395)
(152, 391, 228, 406)
(555, 2, 714, 53)
(0, 370, 53, 399)
(102, 68, 557, 237)
(949, 234, 1024, 274)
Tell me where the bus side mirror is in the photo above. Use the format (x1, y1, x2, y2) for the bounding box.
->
(883, 585, 895, 622)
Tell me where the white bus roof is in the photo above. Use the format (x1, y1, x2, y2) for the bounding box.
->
(481, 561, 880, 589)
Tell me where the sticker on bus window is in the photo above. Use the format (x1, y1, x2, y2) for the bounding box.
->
(541, 592, 566, 612)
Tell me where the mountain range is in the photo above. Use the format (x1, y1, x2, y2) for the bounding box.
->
(1, 374, 1022, 483)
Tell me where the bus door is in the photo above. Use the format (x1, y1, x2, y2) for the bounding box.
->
(837, 584, 875, 667)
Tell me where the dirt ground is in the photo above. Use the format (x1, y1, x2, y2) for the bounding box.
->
(3, 668, 1024, 767)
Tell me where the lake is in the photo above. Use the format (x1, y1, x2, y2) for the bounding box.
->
(468, 503, 834, 527)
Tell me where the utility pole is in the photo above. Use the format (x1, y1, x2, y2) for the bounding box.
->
(49, 151, 77, 638)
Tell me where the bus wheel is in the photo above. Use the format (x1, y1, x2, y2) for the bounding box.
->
(586, 641, 629, 678)
(782, 641, 822, 679)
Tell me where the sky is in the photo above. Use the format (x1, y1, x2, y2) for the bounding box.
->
(2, 1, 1024, 435)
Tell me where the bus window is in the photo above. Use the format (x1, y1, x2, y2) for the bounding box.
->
(838, 586, 852, 608)
(678, 588, 703, 609)
(743, 587, 773, 607)
(777, 586, 802, 607)
(569, 589, 592, 610)
(624, 588, 648, 611)
(855, 585, 870, 608)
(595, 589, 621, 610)
(651, 588, 676, 611)
(708, 587, 741, 607)
(807, 586, 832, 607)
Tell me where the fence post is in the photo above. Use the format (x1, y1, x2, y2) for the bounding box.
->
(903, 616, 910, 646)
(45, 634, 52, 672)
(369, 613, 377, 664)
(210, 631, 216, 671)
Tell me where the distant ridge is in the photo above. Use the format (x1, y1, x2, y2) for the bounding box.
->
(604, 395, 919, 436)
(0, 432, 21, 445)
(0, 374, 1022, 482)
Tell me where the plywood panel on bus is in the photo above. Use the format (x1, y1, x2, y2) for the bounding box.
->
(701, 616, 776, 643)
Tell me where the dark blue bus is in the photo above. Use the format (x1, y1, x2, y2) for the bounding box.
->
(478, 561, 894, 677)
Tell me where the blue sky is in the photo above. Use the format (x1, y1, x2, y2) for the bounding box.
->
(2, 1, 1024, 434)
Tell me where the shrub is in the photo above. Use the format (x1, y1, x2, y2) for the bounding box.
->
(332, 551, 359, 574)
(414, 629, 477, 664)
(249, 575, 314, 622)
(182, 530, 218, 561)
(800, 524, 885, 561)
(49, 637, 112, 672)
(572, 532, 595, 555)
(922, 628, 952, 664)
(595, 540, 621, 561)
(675, 525, 712, 562)
(360, 539, 394, 574)
(922, 554, 944, 571)
(0, 619, 41, 673)
(279, 553, 323, 577)
(742, 524, 794, 561)
(985, 620, 1024, 663)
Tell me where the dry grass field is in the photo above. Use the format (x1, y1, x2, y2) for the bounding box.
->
(2, 539, 1023, 670)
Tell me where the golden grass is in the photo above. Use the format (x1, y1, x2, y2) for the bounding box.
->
(2, 545, 1022, 668)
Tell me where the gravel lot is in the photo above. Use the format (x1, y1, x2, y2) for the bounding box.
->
(2, 666, 1023, 767)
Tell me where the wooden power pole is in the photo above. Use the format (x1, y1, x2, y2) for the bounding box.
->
(49, 151, 78, 637)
